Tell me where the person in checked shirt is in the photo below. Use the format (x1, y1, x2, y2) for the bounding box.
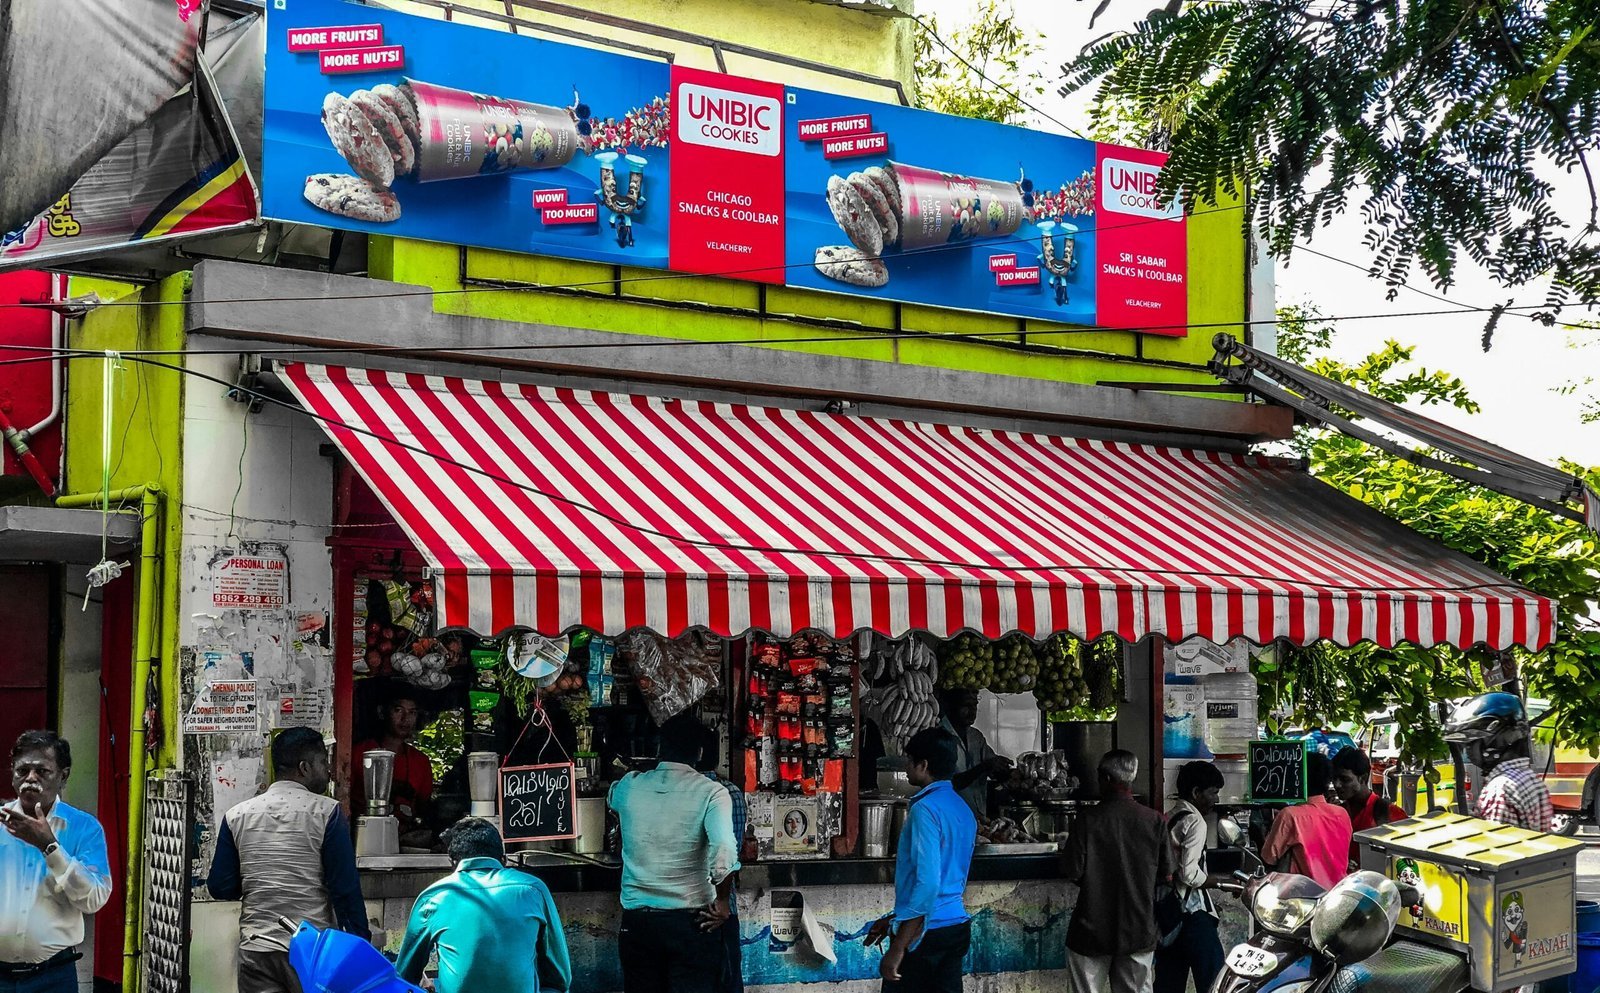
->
(1444, 692, 1553, 832)
(0, 730, 113, 993)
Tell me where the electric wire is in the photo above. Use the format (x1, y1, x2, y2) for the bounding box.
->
(0, 302, 1566, 369)
(0, 201, 1251, 313)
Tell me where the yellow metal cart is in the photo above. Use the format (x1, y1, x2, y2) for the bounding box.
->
(1358, 810, 1584, 992)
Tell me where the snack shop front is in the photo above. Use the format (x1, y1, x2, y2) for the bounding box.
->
(245, 360, 1555, 992)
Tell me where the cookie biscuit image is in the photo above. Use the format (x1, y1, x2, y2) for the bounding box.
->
(848, 171, 899, 248)
(372, 83, 421, 152)
(825, 174, 882, 256)
(302, 173, 401, 223)
(862, 166, 901, 220)
(320, 92, 394, 187)
(814, 245, 888, 288)
(349, 89, 416, 178)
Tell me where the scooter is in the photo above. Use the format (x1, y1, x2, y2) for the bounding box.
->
(280, 916, 426, 993)
(1209, 819, 1471, 993)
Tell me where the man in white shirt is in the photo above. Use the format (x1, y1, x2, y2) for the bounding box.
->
(0, 730, 113, 993)
(608, 713, 739, 993)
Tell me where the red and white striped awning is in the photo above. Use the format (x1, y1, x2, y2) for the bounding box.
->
(282, 363, 1555, 650)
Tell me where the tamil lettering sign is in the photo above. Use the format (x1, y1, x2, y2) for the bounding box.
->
(499, 762, 577, 843)
(1248, 739, 1309, 803)
(263, 0, 1186, 331)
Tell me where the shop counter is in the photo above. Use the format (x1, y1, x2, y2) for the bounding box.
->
(198, 852, 1240, 993)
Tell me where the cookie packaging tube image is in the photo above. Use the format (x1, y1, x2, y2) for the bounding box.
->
(405, 78, 581, 182)
(890, 161, 1028, 250)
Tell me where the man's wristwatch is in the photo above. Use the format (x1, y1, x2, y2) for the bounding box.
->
(41, 842, 59, 858)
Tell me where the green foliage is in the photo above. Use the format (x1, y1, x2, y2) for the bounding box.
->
(1253, 306, 1600, 765)
(414, 709, 463, 780)
(1062, 2, 1600, 311)
(914, 1, 1045, 126)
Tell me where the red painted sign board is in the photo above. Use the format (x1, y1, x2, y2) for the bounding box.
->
(288, 24, 384, 51)
(320, 46, 405, 74)
(797, 114, 873, 141)
(822, 132, 888, 160)
(996, 266, 1041, 287)
(542, 203, 598, 225)
(667, 66, 786, 284)
(1092, 144, 1188, 333)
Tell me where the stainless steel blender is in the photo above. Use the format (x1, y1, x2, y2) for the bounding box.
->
(355, 748, 400, 857)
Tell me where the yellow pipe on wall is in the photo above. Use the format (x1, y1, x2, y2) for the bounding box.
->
(56, 484, 163, 993)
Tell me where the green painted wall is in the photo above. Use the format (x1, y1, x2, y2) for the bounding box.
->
(64, 275, 188, 767)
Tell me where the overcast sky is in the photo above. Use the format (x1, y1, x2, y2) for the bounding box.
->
(917, 0, 1600, 466)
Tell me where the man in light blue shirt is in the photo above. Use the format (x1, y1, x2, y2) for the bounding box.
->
(866, 726, 976, 993)
(609, 713, 739, 992)
(0, 730, 112, 993)
(396, 817, 571, 993)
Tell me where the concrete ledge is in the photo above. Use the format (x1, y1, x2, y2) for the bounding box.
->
(0, 505, 138, 562)
(187, 260, 1293, 444)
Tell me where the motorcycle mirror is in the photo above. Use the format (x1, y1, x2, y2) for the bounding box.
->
(1217, 816, 1245, 848)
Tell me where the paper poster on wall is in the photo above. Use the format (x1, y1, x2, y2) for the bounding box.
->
(1163, 682, 1208, 759)
(212, 550, 289, 609)
(262, 0, 1188, 332)
(185, 678, 260, 734)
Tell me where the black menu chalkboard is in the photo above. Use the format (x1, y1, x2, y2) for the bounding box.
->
(1248, 740, 1308, 803)
(499, 762, 577, 842)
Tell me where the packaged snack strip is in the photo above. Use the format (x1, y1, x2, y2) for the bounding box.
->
(403, 78, 580, 182)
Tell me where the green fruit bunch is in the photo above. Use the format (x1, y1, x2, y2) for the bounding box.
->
(989, 635, 1040, 694)
(937, 633, 994, 690)
(1034, 634, 1089, 712)
(1083, 635, 1121, 710)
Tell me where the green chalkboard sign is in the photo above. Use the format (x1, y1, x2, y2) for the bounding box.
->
(1248, 739, 1309, 803)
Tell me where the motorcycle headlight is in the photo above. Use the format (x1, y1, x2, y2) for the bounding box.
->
(1249, 876, 1324, 936)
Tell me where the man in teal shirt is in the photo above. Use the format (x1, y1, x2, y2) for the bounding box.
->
(609, 713, 740, 992)
(396, 817, 572, 993)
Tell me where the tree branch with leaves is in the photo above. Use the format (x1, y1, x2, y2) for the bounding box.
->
(1063, 1, 1600, 317)
(1258, 306, 1600, 767)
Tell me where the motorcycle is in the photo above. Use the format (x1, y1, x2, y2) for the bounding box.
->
(280, 916, 425, 993)
(1209, 819, 1471, 993)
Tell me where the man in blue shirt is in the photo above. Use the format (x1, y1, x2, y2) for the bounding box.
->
(0, 730, 112, 993)
(609, 713, 739, 993)
(866, 727, 976, 993)
(395, 817, 572, 993)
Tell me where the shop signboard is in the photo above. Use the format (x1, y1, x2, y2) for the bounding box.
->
(263, 0, 1188, 332)
(499, 761, 577, 843)
(1248, 739, 1308, 803)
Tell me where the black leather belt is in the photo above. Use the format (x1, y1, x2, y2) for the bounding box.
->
(0, 949, 80, 976)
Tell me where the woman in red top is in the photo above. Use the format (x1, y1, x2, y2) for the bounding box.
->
(1331, 747, 1394, 865)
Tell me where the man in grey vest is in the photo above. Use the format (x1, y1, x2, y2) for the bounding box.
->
(207, 728, 370, 993)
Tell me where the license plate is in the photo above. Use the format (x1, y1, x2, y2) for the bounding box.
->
(1224, 943, 1276, 979)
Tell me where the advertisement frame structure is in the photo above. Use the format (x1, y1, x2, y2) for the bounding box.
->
(261, 0, 1188, 333)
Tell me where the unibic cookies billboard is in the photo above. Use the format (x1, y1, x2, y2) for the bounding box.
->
(263, 0, 1187, 332)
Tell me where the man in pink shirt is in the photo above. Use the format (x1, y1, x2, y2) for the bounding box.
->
(1259, 752, 1352, 889)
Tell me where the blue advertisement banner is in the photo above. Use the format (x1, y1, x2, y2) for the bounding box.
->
(263, 0, 1188, 332)
(264, 0, 672, 267)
